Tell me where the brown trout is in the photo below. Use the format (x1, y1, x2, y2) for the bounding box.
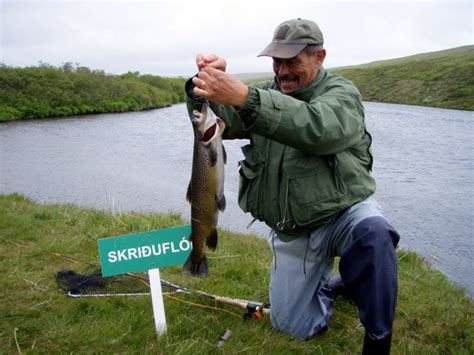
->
(183, 103, 226, 277)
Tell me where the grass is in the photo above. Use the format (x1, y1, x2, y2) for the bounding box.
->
(1, 193, 472, 354)
(330, 46, 474, 111)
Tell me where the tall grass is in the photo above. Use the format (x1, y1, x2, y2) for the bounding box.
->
(0, 193, 472, 353)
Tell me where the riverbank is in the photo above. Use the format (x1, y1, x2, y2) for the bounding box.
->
(0, 64, 186, 122)
(2, 46, 472, 123)
(1, 193, 472, 353)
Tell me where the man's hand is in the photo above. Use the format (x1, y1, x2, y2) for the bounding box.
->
(193, 54, 249, 108)
(196, 54, 227, 72)
(193, 67, 248, 108)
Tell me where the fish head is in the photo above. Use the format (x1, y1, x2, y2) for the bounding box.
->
(191, 104, 224, 146)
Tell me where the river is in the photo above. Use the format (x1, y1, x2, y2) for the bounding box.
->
(0, 102, 472, 295)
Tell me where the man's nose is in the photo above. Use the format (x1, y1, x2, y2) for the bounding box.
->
(276, 62, 290, 76)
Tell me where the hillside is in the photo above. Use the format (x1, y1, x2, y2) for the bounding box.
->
(334, 46, 473, 70)
(238, 46, 474, 111)
(331, 46, 474, 110)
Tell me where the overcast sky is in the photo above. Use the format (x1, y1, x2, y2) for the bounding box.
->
(1, 0, 472, 77)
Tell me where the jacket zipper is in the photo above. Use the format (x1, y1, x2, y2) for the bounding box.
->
(259, 139, 271, 221)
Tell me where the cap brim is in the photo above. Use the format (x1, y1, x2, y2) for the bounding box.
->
(257, 43, 307, 59)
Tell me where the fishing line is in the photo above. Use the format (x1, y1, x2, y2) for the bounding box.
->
(164, 294, 242, 319)
(7, 239, 269, 319)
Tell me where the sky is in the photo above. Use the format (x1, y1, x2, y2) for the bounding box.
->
(1, 0, 472, 77)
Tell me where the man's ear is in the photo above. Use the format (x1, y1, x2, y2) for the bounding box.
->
(316, 48, 326, 66)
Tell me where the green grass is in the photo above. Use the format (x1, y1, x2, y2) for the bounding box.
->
(330, 46, 474, 111)
(1, 193, 472, 353)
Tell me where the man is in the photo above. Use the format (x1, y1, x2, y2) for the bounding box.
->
(185, 18, 399, 355)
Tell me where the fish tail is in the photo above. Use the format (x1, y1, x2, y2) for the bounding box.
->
(183, 253, 208, 277)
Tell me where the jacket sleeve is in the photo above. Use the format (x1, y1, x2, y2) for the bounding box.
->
(243, 77, 366, 155)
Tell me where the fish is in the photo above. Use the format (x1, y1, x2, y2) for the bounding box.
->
(183, 103, 226, 277)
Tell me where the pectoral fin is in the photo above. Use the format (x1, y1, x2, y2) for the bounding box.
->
(222, 144, 227, 164)
(216, 194, 226, 212)
(186, 181, 192, 204)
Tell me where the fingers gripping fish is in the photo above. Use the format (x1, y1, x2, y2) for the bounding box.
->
(184, 103, 226, 277)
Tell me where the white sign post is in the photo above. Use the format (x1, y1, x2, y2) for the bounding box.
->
(148, 268, 167, 336)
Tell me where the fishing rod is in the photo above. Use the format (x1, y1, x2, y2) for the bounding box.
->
(66, 277, 270, 319)
(160, 279, 270, 319)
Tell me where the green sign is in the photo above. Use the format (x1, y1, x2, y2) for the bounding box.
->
(98, 225, 192, 277)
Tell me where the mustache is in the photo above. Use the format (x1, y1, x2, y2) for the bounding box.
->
(277, 74, 298, 81)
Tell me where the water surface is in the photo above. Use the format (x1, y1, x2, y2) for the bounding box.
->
(1, 102, 472, 295)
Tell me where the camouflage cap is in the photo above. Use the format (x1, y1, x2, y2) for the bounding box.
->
(258, 18, 324, 59)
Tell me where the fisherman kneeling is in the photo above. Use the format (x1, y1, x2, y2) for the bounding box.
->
(185, 18, 400, 355)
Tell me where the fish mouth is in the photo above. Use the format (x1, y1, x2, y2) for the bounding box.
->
(201, 123, 217, 143)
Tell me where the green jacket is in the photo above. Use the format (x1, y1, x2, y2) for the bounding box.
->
(185, 67, 376, 239)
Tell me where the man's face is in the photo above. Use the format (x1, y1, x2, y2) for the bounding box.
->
(273, 48, 326, 94)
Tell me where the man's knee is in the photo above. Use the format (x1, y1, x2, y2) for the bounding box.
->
(352, 216, 400, 250)
(339, 216, 399, 284)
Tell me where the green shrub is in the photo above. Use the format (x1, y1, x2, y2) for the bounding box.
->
(0, 64, 186, 121)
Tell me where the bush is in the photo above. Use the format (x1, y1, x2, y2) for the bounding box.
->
(0, 64, 186, 121)
(0, 105, 21, 121)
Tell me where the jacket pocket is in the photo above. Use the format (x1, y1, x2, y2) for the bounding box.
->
(238, 144, 264, 220)
(281, 156, 346, 227)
